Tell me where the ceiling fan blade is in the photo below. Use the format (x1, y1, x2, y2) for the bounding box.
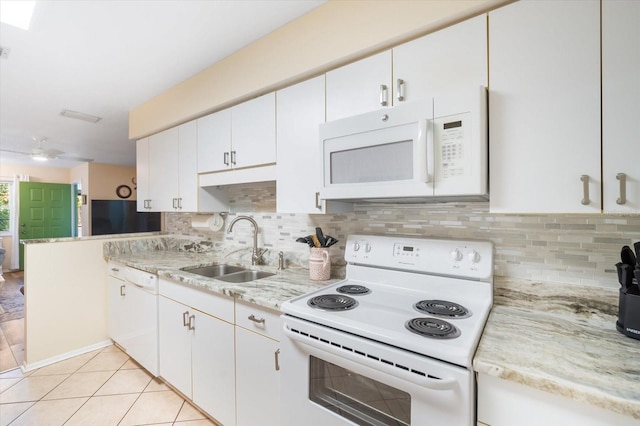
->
(0, 148, 32, 155)
(43, 148, 64, 157)
(57, 154, 94, 162)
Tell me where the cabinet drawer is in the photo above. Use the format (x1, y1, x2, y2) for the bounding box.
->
(235, 301, 281, 341)
(159, 278, 234, 323)
(107, 262, 127, 279)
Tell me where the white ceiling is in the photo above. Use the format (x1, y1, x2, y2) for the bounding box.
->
(0, 0, 325, 169)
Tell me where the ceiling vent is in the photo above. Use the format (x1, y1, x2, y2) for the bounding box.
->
(60, 109, 102, 124)
(0, 46, 10, 59)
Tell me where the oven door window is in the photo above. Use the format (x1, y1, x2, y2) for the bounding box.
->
(309, 356, 411, 426)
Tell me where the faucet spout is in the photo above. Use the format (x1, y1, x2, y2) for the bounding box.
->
(227, 216, 260, 265)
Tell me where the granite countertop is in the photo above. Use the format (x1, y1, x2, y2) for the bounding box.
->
(108, 249, 337, 311)
(474, 277, 640, 421)
(22, 232, 162, 245)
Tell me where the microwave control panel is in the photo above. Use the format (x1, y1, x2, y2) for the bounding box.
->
(434, 111, 471, 181)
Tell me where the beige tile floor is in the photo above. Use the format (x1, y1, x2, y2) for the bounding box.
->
(0, 343, 216, 426)
(0, 318, 25, 373)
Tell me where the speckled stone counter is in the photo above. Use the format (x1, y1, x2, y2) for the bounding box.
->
(474, 277, 640, 420)
(21, 231, 162, 244)
(105, 237, 339, 311)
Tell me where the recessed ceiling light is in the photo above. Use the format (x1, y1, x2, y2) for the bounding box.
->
(0, 1, 36, 30)
(60, 109, 102, 124)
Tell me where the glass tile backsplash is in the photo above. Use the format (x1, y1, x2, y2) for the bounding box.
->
(166, 182, 640, 289)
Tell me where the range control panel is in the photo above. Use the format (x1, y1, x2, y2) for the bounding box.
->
(345, 234, 493, 281)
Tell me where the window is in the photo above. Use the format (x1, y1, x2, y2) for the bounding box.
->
(0, 182, 11, 234)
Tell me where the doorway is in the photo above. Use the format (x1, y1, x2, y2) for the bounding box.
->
(18, 182, 75, 269)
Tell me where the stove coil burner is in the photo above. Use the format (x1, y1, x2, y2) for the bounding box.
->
(414, 300, 471, 319)
(336, 285, 371, 295)
(307, 294, 358, 311)
(405, 317, 461, 339)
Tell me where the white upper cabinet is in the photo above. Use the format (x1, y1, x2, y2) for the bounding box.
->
(149, 126, 180, 212)
(136, 137, 150, 211)
(197, 92, 276, 174)
(276, 76, 352, 214)
(177, 121, 198, 211)
(326, 51, 392, 121)
(393, 15, 487, 102)
(325, 16, 487, 123)
(602, 0, 640, 213)
(489, 0, 601, 213)
(139, 121, 198, 212)
(232, 92, 276, 169)
(197, 108, 231, 174)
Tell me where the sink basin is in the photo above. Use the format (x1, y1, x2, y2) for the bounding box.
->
(181, 264, 245, 278)
(216, 270, 275, 283)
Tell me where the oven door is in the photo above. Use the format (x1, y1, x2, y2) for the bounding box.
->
(280, 315, 474, 426)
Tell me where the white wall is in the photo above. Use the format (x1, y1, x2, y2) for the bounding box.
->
(22, 235, 157, 367)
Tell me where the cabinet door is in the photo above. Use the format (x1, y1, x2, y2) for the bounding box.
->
(107, 275, 128, 346)
(489, 1, 601, 213)
(231, 92, 276, 169)
(326, 50, 392, 121)
(149, 127, 180, 211)
(192, 312, 236, 426)
(602, 0, 640, 213)
(393, 15, 487, 103)
(235, 327, 280, 426)
(276, 76, 325, 213)
(135, 138, 150, 211)
(158, 296, 192, 398)
(197, 109, 231, 173)
(177, 121, 198, 211)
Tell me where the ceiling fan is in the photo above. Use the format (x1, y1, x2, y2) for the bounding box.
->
(0, 137, 94, 163)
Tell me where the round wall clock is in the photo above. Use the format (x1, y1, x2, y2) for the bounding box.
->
(116, 184, 132, 199)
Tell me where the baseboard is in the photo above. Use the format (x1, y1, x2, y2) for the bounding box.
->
(21, 340, 113, 373)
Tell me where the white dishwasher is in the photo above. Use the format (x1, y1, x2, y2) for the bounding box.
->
(108, 262, 159, 376)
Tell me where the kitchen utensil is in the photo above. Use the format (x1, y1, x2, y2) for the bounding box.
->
(618, 263, 635, 293)
(634, 241, 640, 266)
(325, 236, 338, 247)
(315, 227, 327, 247)
(296, 237, 314, 247)
(621, 245, 636, 267)
(311, 234, 322, 248)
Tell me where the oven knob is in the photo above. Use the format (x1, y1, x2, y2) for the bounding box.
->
(468, 250, 480, 263)
(364, 243, 371, 253)
(450, 249, 462, 261)
(353, 242, 360, 252)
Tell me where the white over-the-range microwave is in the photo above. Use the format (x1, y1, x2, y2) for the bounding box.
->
(319, 86, 488, 203)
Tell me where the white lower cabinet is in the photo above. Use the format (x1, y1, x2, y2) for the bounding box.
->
(159, 279, 235, 426)
(477, 374, 640, 426)
(235, 302, 281, 426)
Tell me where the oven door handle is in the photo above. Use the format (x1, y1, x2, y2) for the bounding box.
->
(283, 325, 458, 391)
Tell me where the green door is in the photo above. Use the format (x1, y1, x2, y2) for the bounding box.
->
(19, 182, 74, 269)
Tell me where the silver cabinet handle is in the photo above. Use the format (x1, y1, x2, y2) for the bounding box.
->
(379, 84, 388, 107)
(120, 285, 126, 296)
(183, 311, 190, 327)
(224, 152, 229, 166)
(188, 315, 195, 331)
(315, 192, 322, 210)
(396, 79, 405, 102)
(580, 175, 590, 205)
(178, 197, 182, 209)
(274, 348, 280, 371)
(172, 198, 178, 209)
(616, 173, 627, 205)
(230, 150, 237, 165)
(248, 314, 265, 324)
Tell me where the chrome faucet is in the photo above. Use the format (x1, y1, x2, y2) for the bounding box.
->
(227, 215, 261, 265)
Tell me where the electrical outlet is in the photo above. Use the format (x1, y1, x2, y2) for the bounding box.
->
(0, 46, 10, 59)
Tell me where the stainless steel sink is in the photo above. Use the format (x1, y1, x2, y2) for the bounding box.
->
(216, 270, 275, 283)
(181, 264, 246, 278)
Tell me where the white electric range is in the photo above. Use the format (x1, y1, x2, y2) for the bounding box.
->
(280, 234, 494, 426)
